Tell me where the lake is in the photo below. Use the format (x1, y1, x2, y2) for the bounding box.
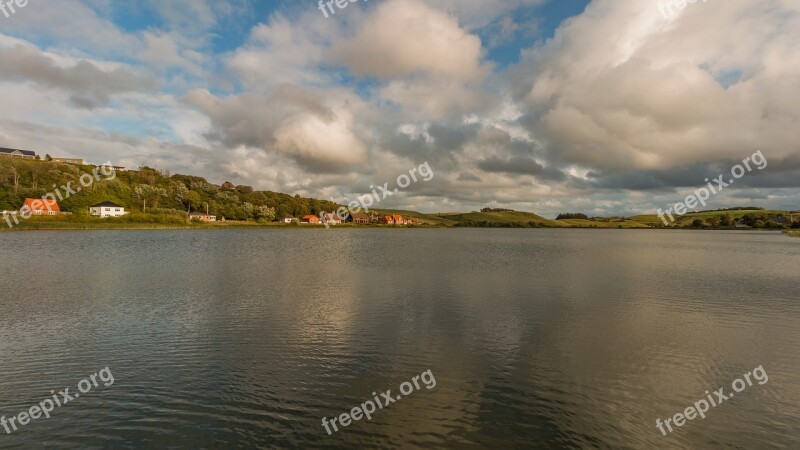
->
(0, 229, 798, 448)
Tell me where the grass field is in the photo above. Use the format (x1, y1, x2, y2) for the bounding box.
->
(435, 210, 565, 227)
(559, 218, 651, 228)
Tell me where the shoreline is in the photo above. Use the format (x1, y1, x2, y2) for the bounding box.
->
(1, 221, 795, 234)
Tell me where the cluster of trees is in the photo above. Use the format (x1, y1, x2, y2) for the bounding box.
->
(688, 213, 796, 229)
(480, 208, 516, 213)
(0, 158, 339, 221)
(708, 207, 765, 212)
(556, 213, 589, 220)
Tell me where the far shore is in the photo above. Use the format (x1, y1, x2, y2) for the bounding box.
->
(1, 220, 798, 235)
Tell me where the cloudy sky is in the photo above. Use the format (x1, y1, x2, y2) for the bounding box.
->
(1, 0, 798, 216)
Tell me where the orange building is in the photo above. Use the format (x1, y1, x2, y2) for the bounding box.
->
(22, 198, 60, 216)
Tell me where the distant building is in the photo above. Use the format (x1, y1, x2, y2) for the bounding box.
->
(350, 213, 370, 224)
(302, 215, 321, 224)
(0, 147, 36, 159)
(320, 212, 341, 225)
(282, 217, 299, 224)
(379, 215, 395, 225)
(21, 198, 60, 215)
(52, 157, 85, 165)
(392, 214, 410, 225)
(734, 220, 751, 229)
(771, 216, 792, 225)
(89, 201, 127, 218)
(190, 213, 217, 222)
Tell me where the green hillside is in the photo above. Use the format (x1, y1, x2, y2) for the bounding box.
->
(437, 210, 565, 228)
(0, 157, 338, 223)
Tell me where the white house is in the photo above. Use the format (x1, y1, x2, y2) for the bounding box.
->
(0, 147, 36, 159)
(189, 213, 217, 222)
(89, 201, 128, 218)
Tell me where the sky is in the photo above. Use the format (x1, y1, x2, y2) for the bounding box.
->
(0, 0, 798, 217)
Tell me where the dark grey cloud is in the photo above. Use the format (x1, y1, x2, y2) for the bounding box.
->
(0, 45, 156, 109)
(582, 156, 800, 191)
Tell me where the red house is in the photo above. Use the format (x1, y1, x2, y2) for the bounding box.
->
(22, 198, 60, 216)
(302, 215, 321, 224)
(392, 214, 409, 225)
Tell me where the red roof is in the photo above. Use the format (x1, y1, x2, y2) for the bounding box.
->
(23, 198, 60, 212)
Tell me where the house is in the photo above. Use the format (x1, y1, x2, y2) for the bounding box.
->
(734, 220, 751, 229)
(350, 212, 370, 224)
(302, 215, 321, 224)
(771, 216, 792, 226)
(282, 217, 299, 224)
(21, 198, 60, 215)
(378, 215, 395, 225)
(392, 214, 409, 225)
(89, 201, 128, 218)
(190, 213, 217, 222)
(0, 147, 36, 159)
(320, 212, 341, 225)
(52, 157, 85, 165)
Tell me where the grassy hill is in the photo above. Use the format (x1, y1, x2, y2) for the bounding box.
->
(557, 217, 651, 228)
(630, 209, 796, 229)
(437, 210, 565, 228)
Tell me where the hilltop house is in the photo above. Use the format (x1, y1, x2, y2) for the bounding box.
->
(0, 147, 36, 159)
(22, 198, 60, 215)
(89, 201, 127, 218)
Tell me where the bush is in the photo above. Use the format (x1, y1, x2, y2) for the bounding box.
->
(556, 213, 589, 220)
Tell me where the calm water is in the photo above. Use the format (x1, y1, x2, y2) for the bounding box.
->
(0, 229, 798, 449)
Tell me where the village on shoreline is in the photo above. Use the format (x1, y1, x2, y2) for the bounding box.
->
(1, 147, 798, 234)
